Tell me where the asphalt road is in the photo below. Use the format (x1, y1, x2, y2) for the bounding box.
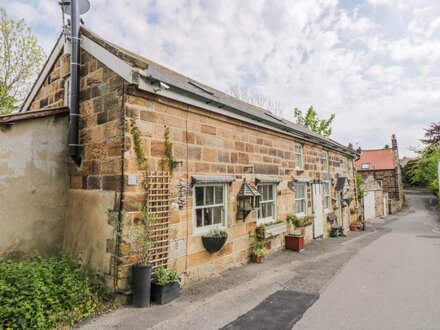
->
(294, 190, 440, 330)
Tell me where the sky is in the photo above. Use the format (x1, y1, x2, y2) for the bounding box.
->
(2, 0, 439, 157)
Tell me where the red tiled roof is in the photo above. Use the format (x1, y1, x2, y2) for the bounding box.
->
(355, 148, 396, 171)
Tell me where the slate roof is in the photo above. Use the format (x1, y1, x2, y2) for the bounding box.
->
(355, 148, 396, 171)
(81, 28, 356, 157)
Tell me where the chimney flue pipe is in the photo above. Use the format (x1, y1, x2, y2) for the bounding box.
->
(67, 0, 82, 166)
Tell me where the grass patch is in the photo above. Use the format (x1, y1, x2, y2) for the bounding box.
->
(0, 255, 115, 329)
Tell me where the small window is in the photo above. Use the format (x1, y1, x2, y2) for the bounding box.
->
(295, 183, 307, 215)
(378, 180, 383, 187)
(193, 184, 227, 233)
(257, 184, 277, 224)
(323, 181, 331, 210)
(64, 76, 71, 107)
(295, 144, 304, 170)
(361, 163, 369, 169)
(321, 151, 329, 173)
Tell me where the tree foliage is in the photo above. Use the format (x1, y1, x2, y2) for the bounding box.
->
(0, 8, 45, 114)
(293, 106, 335, 137)
(406, 147, 439, 196)
(405, 121, 440, 197)
(421, 122, 440, 145)
(227, 85, 284, 117)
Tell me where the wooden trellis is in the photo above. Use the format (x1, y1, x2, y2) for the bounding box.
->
(146, 171, 171, 269)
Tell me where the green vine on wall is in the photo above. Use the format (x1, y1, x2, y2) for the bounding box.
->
(161, 126, 176, 174)
(131, 119, 149, 171)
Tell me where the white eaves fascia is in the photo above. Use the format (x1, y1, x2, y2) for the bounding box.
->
(20, 35, 66, 112)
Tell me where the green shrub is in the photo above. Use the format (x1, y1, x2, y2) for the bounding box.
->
(0, 255, 110, 329)
(152, 266, 181, 286)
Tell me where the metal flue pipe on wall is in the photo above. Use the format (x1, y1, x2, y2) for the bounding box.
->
(68, 0, 82, 166)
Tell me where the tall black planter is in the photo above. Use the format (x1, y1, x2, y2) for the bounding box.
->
(132, 264, 152, 308)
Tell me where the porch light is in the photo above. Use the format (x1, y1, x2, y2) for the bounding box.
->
(237, 178, 261, 220)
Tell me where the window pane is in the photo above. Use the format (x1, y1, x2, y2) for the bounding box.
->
(268, 185, 273, 200)
(205, 186, 214, 205)
(204, 208, 212, 226)
(295, 200, 301, 213)
(262, 203, 267, 218)
(214, 186, 223, 204)
(195, 187, 204, 206)
(196, 209, 203, 227)
(213, 206, 222, 224)
(267, 203, 273, 218)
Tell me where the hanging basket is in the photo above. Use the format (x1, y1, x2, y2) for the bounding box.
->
(201, 235, 228, 253)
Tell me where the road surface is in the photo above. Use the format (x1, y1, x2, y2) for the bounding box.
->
(294, 190, 440, 329)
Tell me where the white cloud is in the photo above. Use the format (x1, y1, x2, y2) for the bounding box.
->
(2, 0, 440, 157)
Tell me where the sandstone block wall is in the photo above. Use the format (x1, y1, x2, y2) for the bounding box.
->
(118, 87, 358, 290)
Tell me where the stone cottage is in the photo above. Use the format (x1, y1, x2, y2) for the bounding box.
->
(1, 27, 359, 299)
(355, 135, 403, 212)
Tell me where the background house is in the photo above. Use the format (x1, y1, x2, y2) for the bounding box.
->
(0, 26, 359, 300)
(355, 135, 404, 213)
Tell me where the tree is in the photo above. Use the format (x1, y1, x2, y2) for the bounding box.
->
(227, 85, 284, 117)
(0, 8, 45, 114)
(421, 122, 440, 145)
(293, 106, 335, 137)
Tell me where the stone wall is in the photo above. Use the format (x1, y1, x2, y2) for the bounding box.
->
(117, 86, 358, 291)
(26, 47, 125, 288)
(359, 169, 400, 201)
(374, 190, 384, 217)
(0, 113, 68, 256)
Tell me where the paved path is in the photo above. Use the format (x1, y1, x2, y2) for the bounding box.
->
(294, 190, 440, 329)
(81, 216, 388, 329)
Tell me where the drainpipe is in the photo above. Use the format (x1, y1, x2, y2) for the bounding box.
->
(68, 0, 82, 166)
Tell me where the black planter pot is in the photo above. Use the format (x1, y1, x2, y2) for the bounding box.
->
(151, 281, 181, 305)
(132, 263, 152, 308)
(201, 235, 227, 253)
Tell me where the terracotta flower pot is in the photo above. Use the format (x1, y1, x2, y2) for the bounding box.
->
(252, 254, 266, 263)
(350, 224, 358, 232)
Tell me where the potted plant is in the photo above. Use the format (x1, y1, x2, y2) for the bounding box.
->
(151, 265, 182, 305)
(285, 215, 305, 252)
(201, 229, 228, 253)
(131, 204, 156, 308)
(250, 238, 267, 263)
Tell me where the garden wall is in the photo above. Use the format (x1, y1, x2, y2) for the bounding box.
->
(0, 109, 69, 256)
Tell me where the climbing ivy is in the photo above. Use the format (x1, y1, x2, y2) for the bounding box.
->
(131, 120, 149, 171)
(162, 126, 176, 174)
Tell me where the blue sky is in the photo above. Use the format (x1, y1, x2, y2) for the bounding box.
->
(3, 0, 440, 157)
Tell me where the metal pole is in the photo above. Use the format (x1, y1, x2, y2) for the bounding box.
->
(68, 0, 82, 166)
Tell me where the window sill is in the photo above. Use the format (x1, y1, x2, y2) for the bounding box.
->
(194, 225, 226, 237)
(256, 217, 276, 226)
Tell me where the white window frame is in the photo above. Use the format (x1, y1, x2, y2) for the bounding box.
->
(295, 183, 307, 216)
(64, 76, 71, 107)
(361, 163, 369, 169)
(295, 144, 304, 170)
(321, 151, 329, 173)
(256, 183, 277, 225)
(193, 183, 227, 235)
(323, 180, 331, 210)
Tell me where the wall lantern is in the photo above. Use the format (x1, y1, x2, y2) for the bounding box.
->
(237, 178, 261, 220)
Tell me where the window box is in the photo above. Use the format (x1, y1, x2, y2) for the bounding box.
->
(257, 222, 287, 239)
